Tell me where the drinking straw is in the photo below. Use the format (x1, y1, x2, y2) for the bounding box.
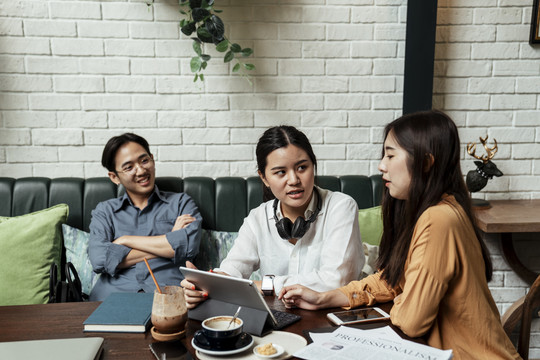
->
(144, 257, 162, 294)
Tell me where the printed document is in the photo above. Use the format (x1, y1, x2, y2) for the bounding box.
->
(294, 325, 453, 360)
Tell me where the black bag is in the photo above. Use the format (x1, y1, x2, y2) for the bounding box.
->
(48, 262, 87, 303)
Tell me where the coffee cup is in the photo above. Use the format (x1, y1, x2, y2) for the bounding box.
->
(194, 315, 244, 350)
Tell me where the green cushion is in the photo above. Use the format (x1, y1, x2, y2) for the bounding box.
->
(0, 204, 68, 305)
(193, 230, 261, 281)
(62, 224, 100, 296)
(358, 205, 383, 246)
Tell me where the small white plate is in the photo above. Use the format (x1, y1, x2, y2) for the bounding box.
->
(196, 331, 307, 360)
(253, 344, 285, 358)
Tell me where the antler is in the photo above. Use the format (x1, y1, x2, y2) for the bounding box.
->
(467, 136, 498, 163)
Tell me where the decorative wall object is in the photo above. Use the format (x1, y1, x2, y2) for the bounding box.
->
(466, 136, 503, 208)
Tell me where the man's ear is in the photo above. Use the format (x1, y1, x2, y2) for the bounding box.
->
(423, 153, 435, 172)
(258, 170, 269, 188)
(108, 171, 121, 185)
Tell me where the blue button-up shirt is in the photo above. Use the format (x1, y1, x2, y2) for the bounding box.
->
(88, 186, 202, 301)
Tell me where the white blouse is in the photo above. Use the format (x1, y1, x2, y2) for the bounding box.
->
(215, 186, 364, 293)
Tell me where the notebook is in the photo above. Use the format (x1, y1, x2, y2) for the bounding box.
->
(0, 337, 104, 360)
(83, 292, 154, 333)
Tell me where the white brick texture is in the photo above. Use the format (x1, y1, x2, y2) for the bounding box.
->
(0, 2, 539, 351)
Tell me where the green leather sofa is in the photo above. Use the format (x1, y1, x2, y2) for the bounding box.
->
(0, 175, 383, 233)
(0, 175, 382, 301)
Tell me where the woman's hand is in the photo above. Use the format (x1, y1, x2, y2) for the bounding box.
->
(278, 284, 323, 310)
(181, 261, 208, 309)
(279, 284, 350, 310)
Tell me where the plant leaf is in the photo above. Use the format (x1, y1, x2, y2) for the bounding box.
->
(196, 26, 213, 43)
(206, 15, 224, 38)
(192, 8, 210, 22)
(201, 54, 211, 61)
(212, 35, 224, 45)
(230, 43, 241, 53)
(200, 73, 205, 81)
(243, 63, 255, 70)
(181, 22, 196, 36)
(216, 40, 229, 52)
(206, 0, 214, 6)
(193, 73, 199, 82)
(201, 61, 208, 70)
(232, 63, 240, 72)
(192, 41, 202, 56)
(224, 51, 234, 63)
(190, 57, 202, 72)
(189, 0, 202, 9)
(241, 48, 253, 57)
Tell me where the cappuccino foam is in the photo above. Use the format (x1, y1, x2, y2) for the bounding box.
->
(205, 317, 242, 330)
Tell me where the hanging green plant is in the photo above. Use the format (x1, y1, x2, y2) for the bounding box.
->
(178, 0, 255, 82)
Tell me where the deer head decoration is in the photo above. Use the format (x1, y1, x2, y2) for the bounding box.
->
(466, 136, 503, 193)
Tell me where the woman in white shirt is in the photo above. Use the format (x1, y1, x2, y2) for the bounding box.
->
(182, 126, 364, 309)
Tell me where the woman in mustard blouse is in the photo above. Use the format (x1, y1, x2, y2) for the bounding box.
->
(279, 110, 521, 360)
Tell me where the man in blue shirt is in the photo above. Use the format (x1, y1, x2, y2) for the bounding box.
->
(88, 133, 202, 301)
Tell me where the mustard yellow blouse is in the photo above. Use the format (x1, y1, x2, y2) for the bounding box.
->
(339, 195, 521, 360)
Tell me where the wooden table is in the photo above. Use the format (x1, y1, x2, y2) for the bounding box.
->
(475, 199, 540, 285)
(0, 299, 402, 360)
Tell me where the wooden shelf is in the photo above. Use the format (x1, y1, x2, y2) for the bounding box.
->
(474, 199, 540, 233)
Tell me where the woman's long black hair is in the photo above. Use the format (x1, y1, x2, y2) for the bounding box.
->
(256, 126, 317, 201)
(376, 110, 493, 287)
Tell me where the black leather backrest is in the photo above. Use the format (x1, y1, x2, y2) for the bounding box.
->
(316, 176, 340, 192)
(12, 177, 50, 216)
(50, 178, 84, 229)
(246, 177, 263, 212)
(2, 175, 383, 233)
(0, 177, 15, 217)
(83, 178, 117, 232)
(156, 177, 184, 193)
(370, 174, 383, 206)
(340, 175, 373, 209)
(216, 177, 247, 232)
(184, 177, 215, 231)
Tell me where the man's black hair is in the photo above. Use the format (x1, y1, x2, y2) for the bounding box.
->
(101, 133, 151, 173)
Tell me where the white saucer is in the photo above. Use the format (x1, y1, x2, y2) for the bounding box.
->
(195, 331, 307, 360)
(192, 333, 254, 356)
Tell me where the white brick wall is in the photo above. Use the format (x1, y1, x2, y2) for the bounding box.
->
(1, 0, 539, 354)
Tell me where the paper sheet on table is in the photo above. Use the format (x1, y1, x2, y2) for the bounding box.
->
(296, 326, 453, 360)
(309, 325, 401, 343)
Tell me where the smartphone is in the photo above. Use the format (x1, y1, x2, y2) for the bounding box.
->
(326, 307, 390, 326)
(149, 340, 192, 360)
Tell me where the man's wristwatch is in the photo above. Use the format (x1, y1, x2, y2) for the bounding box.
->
(261, 274, 275, 296)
